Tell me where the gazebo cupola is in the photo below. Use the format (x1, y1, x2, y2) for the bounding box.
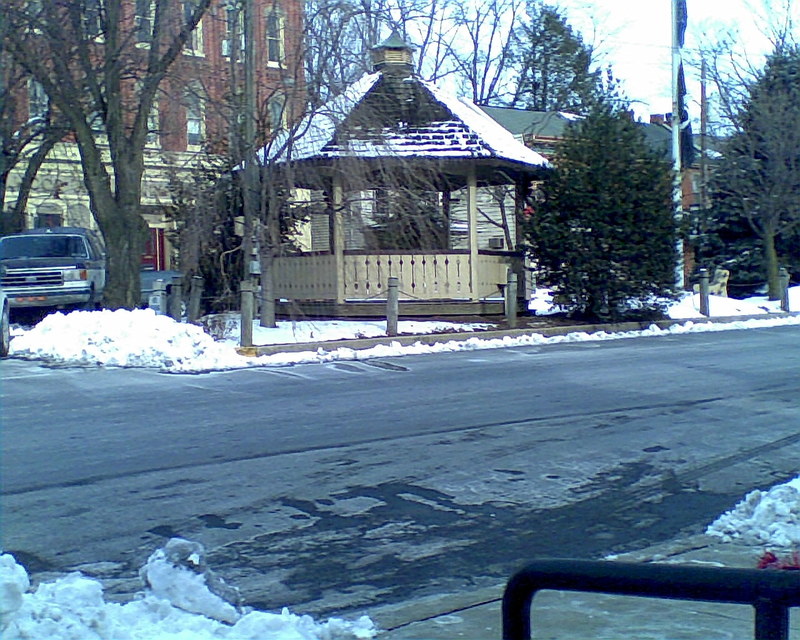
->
(370, 31, 415, 74)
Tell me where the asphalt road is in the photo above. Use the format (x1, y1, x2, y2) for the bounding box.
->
(2, 325, 799, 617)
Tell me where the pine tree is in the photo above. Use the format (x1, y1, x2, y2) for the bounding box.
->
(508, 3, 602, 112)
(525, 102, 677, 321)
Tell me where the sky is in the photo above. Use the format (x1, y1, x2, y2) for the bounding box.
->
(557, 0, 797, 121)
(3, 291, 800, 638)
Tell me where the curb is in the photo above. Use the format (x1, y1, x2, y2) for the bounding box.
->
(235, 313, 797, 357)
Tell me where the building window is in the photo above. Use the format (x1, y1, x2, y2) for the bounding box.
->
(182, 1, 204, 55)
(265, 8, 284, 66)
(28, 79, 49, 122)
(88, 110, 105, 134)
(84, 0, 103, 37)
(36, 213, 63, 228)
(135, 0, 154, 44)
(222, 5, 245, 57)
(185, 92, 204, 148)
(147, 100, 160, 145)
(36, 203, 63, 228)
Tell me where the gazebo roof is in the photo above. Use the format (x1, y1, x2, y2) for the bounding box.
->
(257, 70, 549, 183)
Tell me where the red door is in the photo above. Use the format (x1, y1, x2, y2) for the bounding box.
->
(142, 227, 166, 270)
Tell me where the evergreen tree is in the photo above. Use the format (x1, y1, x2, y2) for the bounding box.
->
(524, 101, 677, 321)
(508, 3, 602, 112)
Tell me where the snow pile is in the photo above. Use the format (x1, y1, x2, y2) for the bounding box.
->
(10, 308, 251, 371)
(139, 538, 242, 624)
(667, 293, 771, 319)
(707, 476, 800, 548)
(0, 541, 377, 640)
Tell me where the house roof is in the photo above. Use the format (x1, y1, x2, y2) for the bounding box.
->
(481, 105, 699, 164)
(257, 72, 549, 176)
(480, 106, 581, 140)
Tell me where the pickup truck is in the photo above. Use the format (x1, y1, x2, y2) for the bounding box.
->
(0, 227, 106, 311)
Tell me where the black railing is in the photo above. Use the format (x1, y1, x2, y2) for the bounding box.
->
(503, 559, 800, 640)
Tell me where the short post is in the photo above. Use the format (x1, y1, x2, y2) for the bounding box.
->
(240, 280, 254, 347)
(168, 276, 183, 322)
(779, 267, 790, 312)
(505, 269, 518, 329)
(386, 276, 399, 337)
(149, 279, 167, 315)
(188, 275, 204, 324)
(754, 600, 790, 640)
(698, 268, 710, 317)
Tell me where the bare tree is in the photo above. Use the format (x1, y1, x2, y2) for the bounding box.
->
(2, 0, 212, 308)
(446, 0, 523, 105)
(696, 2, 800, 298)
(710, 45, 800, 299)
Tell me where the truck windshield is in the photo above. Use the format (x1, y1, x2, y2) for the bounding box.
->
(0, 235, 89, 260)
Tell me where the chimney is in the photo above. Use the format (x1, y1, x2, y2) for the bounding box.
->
(371, 31, 414, 75)
(650, 114, 666, 125)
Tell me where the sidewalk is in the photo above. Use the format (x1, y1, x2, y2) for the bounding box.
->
(368, 534, 800, 639)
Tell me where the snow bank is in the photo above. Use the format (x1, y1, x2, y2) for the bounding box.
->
(0, 541, 376, 640)
(707, 476, 800, 548)
(7, 289, 800, 373)
(9, 309, 252, 372)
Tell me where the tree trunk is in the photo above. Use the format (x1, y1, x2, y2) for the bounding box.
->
(99, 202, 150, 309)
(764, 230, 781, 300)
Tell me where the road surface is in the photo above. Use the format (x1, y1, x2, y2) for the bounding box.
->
(2, 325, 799, 616)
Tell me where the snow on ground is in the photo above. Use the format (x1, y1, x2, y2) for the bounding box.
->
(0, 540, 375, 640)
(3, 289, 800, 638)
(707, 477, 800, 548)
(7, 288, 800, 373)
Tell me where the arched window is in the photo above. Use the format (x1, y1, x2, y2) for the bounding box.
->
(267, 93, 286, 131)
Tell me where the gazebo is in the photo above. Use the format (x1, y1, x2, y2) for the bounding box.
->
(258, 34, 549, 316)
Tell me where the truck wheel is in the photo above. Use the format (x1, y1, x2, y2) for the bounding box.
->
(78, 287, 98, 311)
(0, 302, 9, 358)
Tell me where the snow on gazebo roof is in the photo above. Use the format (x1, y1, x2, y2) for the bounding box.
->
(256, 71, 549, 171)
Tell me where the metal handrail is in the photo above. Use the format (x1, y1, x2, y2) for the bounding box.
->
(502, 559, 800, 640)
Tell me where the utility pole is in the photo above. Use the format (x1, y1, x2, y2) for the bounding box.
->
(239, 0, 257, 347)
(671, 0, 687, 289)
(700, 58, 709, 211)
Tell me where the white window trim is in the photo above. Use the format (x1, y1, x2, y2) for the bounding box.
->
(185, 91, 205, 150)
(28, 79, 49, 122)
(222, 6, 245, 58)
(134, 0, 155, 47)
(182, 1, 205, 57)
(264, 8, 285, 68)
(146, 100, 160, 147)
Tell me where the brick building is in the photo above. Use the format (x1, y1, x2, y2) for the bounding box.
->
(3, 0, 304, 269)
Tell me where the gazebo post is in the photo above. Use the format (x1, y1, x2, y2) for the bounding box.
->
(332, 172, 346, 304)
(467, 166, 479, 301)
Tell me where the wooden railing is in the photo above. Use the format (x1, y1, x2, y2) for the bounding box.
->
(274, 251, 514, 301)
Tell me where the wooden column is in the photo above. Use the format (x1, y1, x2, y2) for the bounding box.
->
(467, 167, 479, 301)
(332, 173, 346, 303)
